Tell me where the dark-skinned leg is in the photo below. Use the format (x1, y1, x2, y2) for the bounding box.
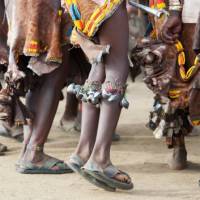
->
(17, 82, 40, 163)
(60, 92, 79, 132)
(168, 134, 187, 170)
(61, 93, 79, 121)
(21, 46, 70, 164)
(86, 1, 131, 182)
(73, 102, 82, 131)
(60, 47, 90, 130)
(73, 63, 105, 163)
(72, 102, 121, 140)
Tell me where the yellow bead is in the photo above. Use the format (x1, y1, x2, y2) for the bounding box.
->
(175, 41, 184, 52)
(178, 52, 186, 66)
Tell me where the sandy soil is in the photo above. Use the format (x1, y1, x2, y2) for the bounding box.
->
(1, 77, 200, 200)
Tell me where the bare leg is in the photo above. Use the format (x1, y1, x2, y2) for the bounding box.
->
(73, 103, 82, 131)
(86, 1, 130, 182)
(17, 81, 40, 161)
(60, 92, 79, 132)
(74, 63, 105, 162)
(168, 135, 187, 170)
(72, 103, 121, 141)
(21, 46, 70, 164)
(61, 93, 79, 122)
(60, 47, 91, 130)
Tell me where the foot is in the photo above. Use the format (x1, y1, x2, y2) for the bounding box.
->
(73, 110, 82, 132)
(18, 144, 72, 174)
(0, 143, 7, 153)
(68, 154, 116, 191)
(86, 157, 131, 185)
(0, 122, 24, 142)
(83, 160, 133, 190)
(73, 118, 81, 132)
(11, 125, 24, 142)
(168, 146, 187, 170)
(60, 117, 74, 132)
(0, 122, 10, 136)
(112, 132, 120, 142)
(74, 148, 91, 165)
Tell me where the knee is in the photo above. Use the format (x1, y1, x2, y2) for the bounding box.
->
(105, 59, 129, 82)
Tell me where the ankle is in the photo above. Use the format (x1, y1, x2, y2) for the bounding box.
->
(23, 144, 44, 163)
(173, 135, 186, 148)
(18, 143, 28, 159)
(28, 138, 45, 148)
(90, 149, 111, 167)
(75, 144, 93, 162)
(61, 113, 76, 121)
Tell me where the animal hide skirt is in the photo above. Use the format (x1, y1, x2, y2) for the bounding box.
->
(5, 0, 72, 77)
(0, 0, 73, 127)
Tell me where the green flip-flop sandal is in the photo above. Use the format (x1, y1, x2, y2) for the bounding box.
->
(82, 162, 134, 190)
(17, 157, 73, 174)
(67, 154, 116, 191)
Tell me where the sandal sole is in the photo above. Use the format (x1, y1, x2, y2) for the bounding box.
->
(68, 162, 116, 192)
(17, 167, 73, 174)
(84, 169, 134, 190)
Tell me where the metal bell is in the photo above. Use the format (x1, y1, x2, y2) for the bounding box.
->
(81, 94, 88, 102)
(102, 90, 110, 99)
(120, 97, 129, 109)
(76, 87, 85, 100)
(108, 94, 121, 102)
(93, 91, 102, 99)
(67, 83, 76, 94)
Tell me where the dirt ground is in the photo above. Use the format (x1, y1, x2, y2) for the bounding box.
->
(1, 77, 200, 200)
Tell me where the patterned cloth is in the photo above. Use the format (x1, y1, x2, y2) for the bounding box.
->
(149, 0, 166, 9)
(64, 0, 123, 38)
(63, 0, 124, 67)
(0, 0, 73, 127)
